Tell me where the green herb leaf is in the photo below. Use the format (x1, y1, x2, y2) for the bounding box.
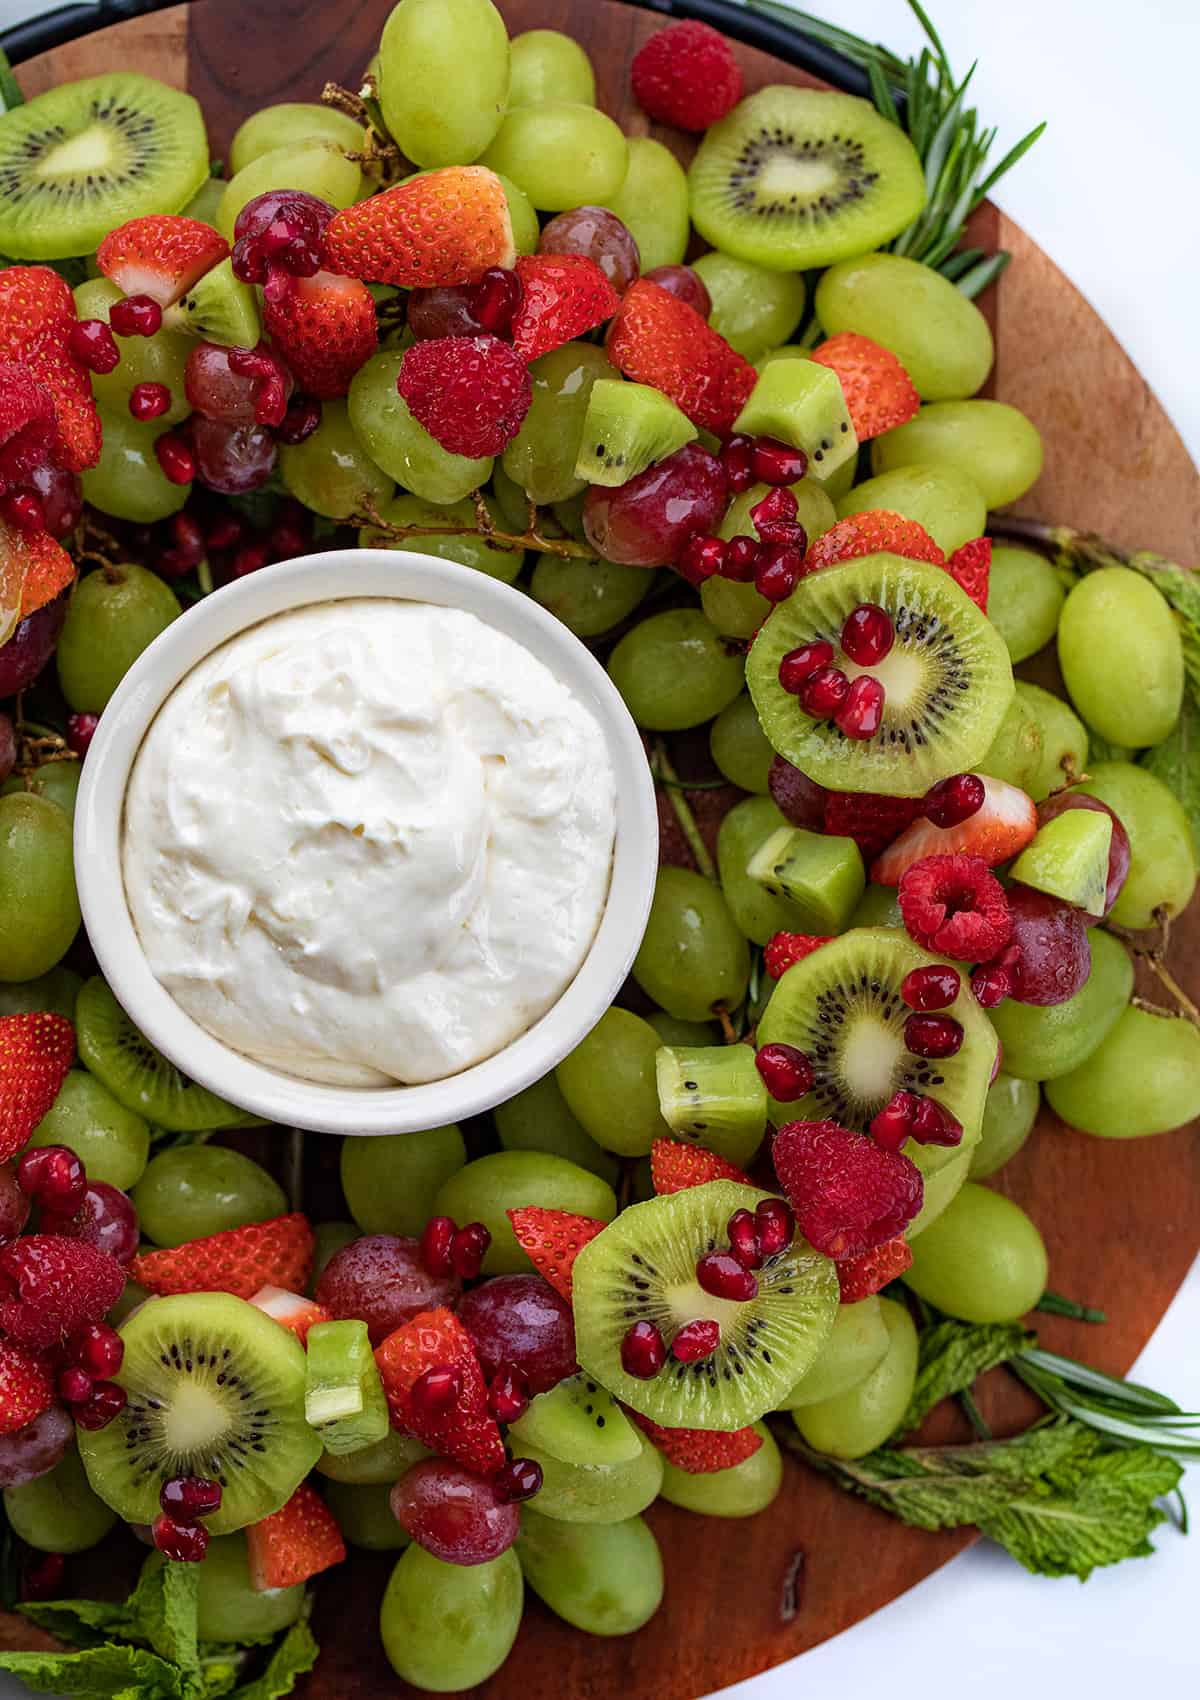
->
(1142, 695, 1200, 850)
(127, 1559, 200, 1675)
(0, 49, 24, 115)
(0, 1642, 185, 1699)
(227, 1621, 319, 1700)
(19, 1597, 136, 1650)
(899, 1319, 1034, 1433)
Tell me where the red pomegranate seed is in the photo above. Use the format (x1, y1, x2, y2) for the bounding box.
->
(169, 512, 206, 566)
(621, 1319, 666, 1379)
(671, 1319, 721, 1363)
(494, 1457, 543, 1503)
(71, 1321, 124, 1379)
(678, 532, 726, 586)
(21, 1552, 65, 1601)
(911, 1096, 963, 1147)
(450, 1222, 491, 1280)
(276, 397, 322, 444)
(57, 1366, 93, 1405)
(419, 1216, 456, 1277)
(754, 543, 804, 603)
(488, 1363, 529, 1424)
(749, 435, 808, 486)
(696, 1250, 758, 1302)
(901, 965, 961, 1011)
(109, 295, 162, 337)
(972, 963, 1012, 1008)
(231, 542, 270, 577)
(471, 267, 523, 336)
(754, 1042, 814, 1101)
(924, 773, 986, 828)
(153, 1514, 208, 1563)
(726, 1208, 762, 1270)
(68, 319, 120, 374)
(755, 1197, 795, 1258)
(17, 1146, 86, 1214)
(721, 433, 755, 493)
(840, 603, 894, 665)
(129, 382, 171, 421)
(720, 534, 760, 582)
(778, 640, 834, 695)
(1, 492, 46, 533)
(835, 675, 886, 740)
(869, 1090, 920, 1152)
(749, 486, 798, 539)
(74, 1381, 127, 1430)
(206, 514, 244, 550)
(154, 433, 196, 485)
(160, 1475, 222, 1519)
(410, 1364, 461, 1418)
(65, 712, 98, 758)
(904, 1013, 964, 1058)
(799, 665, 849, 718)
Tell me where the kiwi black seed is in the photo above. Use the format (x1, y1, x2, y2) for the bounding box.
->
(75, 975, 245, 1131)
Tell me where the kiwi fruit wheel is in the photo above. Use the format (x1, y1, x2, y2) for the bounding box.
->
(0, 74, 209, 260)
(756, 928, 999, 1165)
(572, 1180, 839, 1430)
(77, 1292, 322, 1534)
(747, 554, 1014, 796)
(688, 86, 925, 272)
(654, 1044, 767, 1163)
(508, 1372, 642, 1468)
(164, 258, 262, 347)
(575, 380, 696, 486)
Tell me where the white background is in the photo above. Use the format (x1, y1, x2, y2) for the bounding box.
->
(0, 2, 1196, 1698)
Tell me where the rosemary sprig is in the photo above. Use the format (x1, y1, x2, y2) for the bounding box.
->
(1035, 1290, 1108, 1324)
(1011, 1348, 1200, 1459)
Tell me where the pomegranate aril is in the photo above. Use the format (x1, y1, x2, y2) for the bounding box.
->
(57, 1366, 93, 1406)
(488, 1364, 529, 1425)
(835, 674, 886, 741)
(778, 640, 833, 695)
(911, 1096, 963, 1148)
(869, 1091, 919, 1152)
(671, 1319, 720, 1363)
(678, 532, 726, 586)
(754, 1042, 814, 1102)
(21, 1552, 65, 1601)
(901, 964, 961, 1011)
(726, 1208, 762, 1270)
(154, 433, 195, 485)
(276, 396, 322, 444)
(109, 295, 162, 337)
(493, 1456, 543, 1504)
(69, 318, 120, 374)
(74, 1381, 127, 1430)
(721, 433, 755, 493)
(972, 963, 1012, 1008)
(231, 542, 270, 578)
(924, 773, 986, 829)
(470, 267, 523, 336)
(621, 1319, 666, 1379)
(696, 1250, 758, 1302)
(749, 485, 797, 536)
(17, 1146, 86, 1214)
(750, 435, 808, 486)
(410, 1365, 460, 1418)
(755, 1197, 795, 1258)
(450, 1222, 491, 1280)
(419, 1216, 456, 1278)
(128, 382, 171, 421)
(153, 1514, 208, 1563)
(720, 534, 760, 582)
(840, 603, 894, 665)
(205, 513, 244, 550)
(904, 1013, 964, 1059)
(70, 1321, 123, 1379)
(754, 542, 804, 603)
(0, 492, 45, 533)
(160, 1475, 222, 1519)
(799, 665, 849, 717)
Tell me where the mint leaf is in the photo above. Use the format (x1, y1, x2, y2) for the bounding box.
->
(19, 1596, 135, 1649)
(228, 1621, 319, 1700)
(197, 1646, 247, 1698)
(0, 1642, 184, 1699)
(128, 1559, 200, 1674)
(1142, 696, 1200, 854)
(899, 1319, 1034, 1433)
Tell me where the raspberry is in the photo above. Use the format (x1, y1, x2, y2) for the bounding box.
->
(772, 1119, 924, 1259)
(835, 1236, 914, 1303)
(0, 1235, 125, 1349)
(396, 334, 532, 458)
(763, 932, 831, 979)
(823, 790, 924, 861)
(630, 21, 744, 132)
(898, 853, 1013, 962)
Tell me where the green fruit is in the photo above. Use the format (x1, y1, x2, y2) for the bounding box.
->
(315, 1428, 430, 1486)
(746, 823, 865, 934)
(133, 1145, 286, 1247)
(305, 1318, 390, 1456)
(1014, 681, 1089, 801)
(658, 1421, 782, 1517)
(815, 253, 994, 399)
(73, 278, 191, 424)
(163, 258, 260, 347)
(494, 1074, 619, 1184)
(379, 0, 511, 170)
(28, 1069, 150, 1189)
(529, 553, 651, 639)
(1, 759, 82, 819)
(1011, 809, 1113, 915)
(340, 1125, 466, 1237)
(970, 1073, 1040, 1180)
(904, 1183, 1048, 1322)
(504, 341, 610, 505)
(481, 103, 627, 210)
(514, 1430, 663, 1523)
(217, 143, 360, 237)
(602, 137, 689, 271)
(322, 1478, 409, 1549)
(516, 1508, 662, 1634)
(575, 378, 696, 487)
(361, 491, 521, 582)
(350, 348, 492, 502)
(791, 1296, 918, 1459)
(279, 398, 394, 520)
(1057, 567, 1184, 749)
(556, 1007, 673, 1158)
(1045, 1005, 1200, 1137)
(509, 1371, 641, 1467)
(781, 1297, 890, 1408)
(979, 693, 1043, 791)
(57, 563, 181, 712)
(433, 1151, 616, 1273)
(81, 410, 190, 523)
(632, 866, 750, 1023)
(5, 1447, 117, 1553)
(380, 1545, 522, 1692)
(906, 1144, 971, 1238)
(710, 693, 774, 793)
(0, 793, 79, 981)
(229, 103, 365, 174)
(654, 1044, 767, 1167)
(691, 251, 806, 361)
(871, 400, 1043, 508)
(508, 29, 595, 106)
(0, 965, 81, 1021)
(987, 545, 1066, 663)
(141, 1533, 304, 1641)
(1076, 761, 1196, 927)
(609, 608, 745, 732)
(733, 359, 856, 483)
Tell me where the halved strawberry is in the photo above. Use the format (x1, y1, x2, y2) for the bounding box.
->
(2, 522, 75, 627)
(763, 932, 832, 980)
(629, 1410, 762, 1473)
(322, 166, 516, 288)
(375, 1306, 505, 1475)
(263, 270, 377, 397)
(0, 269, 100, 472)
(607, 278, 756, 436)
(649, 1140, 752, 1196)
(802, 510, 945, 575)
(249, 1284, 330, 1346)
(130, 1213, 315, 1300)
(835, 1236, 913, 1302)
(0, 362, 59, 487)
(947, 536, 991, 612)
(96, 216, 229, 308)
(823, 791, 925, 862)
(511, 254, 620, 362)
(810, 333, 919, 440)
(871, 775, 1038, 885)
(506, 1206, 606, 1302)
(0, 1339, 55, 1435)
(0, 1012, 75, 1164)
(247, 1483, 345, 1590)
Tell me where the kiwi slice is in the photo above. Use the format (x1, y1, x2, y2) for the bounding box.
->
(1010, 811, 1112, 916)
(733, 361, 856, 482)
(574, 380, 696, 486)
(0, 74, 209, 261)
(654, 1045, 766, 1162)
(76, 1292, 322, 1534)
(756, 927, 998, 1164)
(75, 975, 248, 1131)
(747, 554, 1013, 796)
(304, 1319, 390, 1457)
(572, 1180, 838, 1430)
(508, 1371, 642, 1467)
(688, 86, 926, 272)
(746, 826, 865, 932)
(164, 258, 261, 347)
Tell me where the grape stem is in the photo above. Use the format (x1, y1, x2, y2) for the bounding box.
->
(352, 493, 595, 561)
(321, 81, 405, 183)
(649, 740, 717, 882)
(1104, 910, 1200, 1028)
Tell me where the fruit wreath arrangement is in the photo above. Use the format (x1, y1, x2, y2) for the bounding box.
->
(0, 1, 1195, 1694)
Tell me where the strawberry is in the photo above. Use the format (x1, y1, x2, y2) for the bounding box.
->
(248, 1284, 330, 1346)
(947, 536, 991, 612)
(506, 1207, 606, 1301)
(130, 1213, 315, 1300)
(375, 1306, 505, 1476)
(823, 791, 925, 862)
(0, 1340, 55, 1435)
(246, 1483, 345, 1590)
(810, 333, 919, 440)
(802, 510, 945, 575)
(0, 1236, 125, 1349)
(649, 1140, 752, 1196)
(322, 166, 516, 288)
(2, 522, 75, 626)
(0, 362, 59, 487)
(0, 1012, 74, 1164)
(607, 279, 756, 436)
(0, 269, 101, 472)
(263, 269, 378, 398)
(871, 775, 1038, 884)
(835, 1236, 913, 1303)
(96, 216, 229, 308)
(629, 1410, 762, 1473)
(630, 21, 744, 132)
(763, 932, 832, 980)
(510, 254, 620, 362)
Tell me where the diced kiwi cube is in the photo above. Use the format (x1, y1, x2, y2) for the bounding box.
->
(305, 1319, 390, 1455)
(654, 1044, 767, 1165)
(733, 360, 857, 481)
(746, 825, 865, 933)
(1010, 809, 1112, 916)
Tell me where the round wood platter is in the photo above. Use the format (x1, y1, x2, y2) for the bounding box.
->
(8, 3, 1200, 1696)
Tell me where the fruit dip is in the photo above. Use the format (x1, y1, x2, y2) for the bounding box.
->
(121, 597, 616, 1086)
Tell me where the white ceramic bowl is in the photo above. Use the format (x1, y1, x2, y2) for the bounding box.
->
(75, 550, 659, 1136)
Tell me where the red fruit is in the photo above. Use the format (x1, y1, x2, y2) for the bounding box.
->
(0, 1013, 75, 1165)
(841, 603, 894, 666)
(763, 932, 832, 980)
(73, 1380, 126, 1431)
(1004, 885, 1090, 1006)
(493, 1457, 543, 1503)
(375, 1306, 505, 1476)
(488, 1364, 529, 1425)
(696, 1250, 757, 1302)
(749, 486, 803, 546)
(630, 1412, 762, 1474)
(649, 1141, 751, 1196)
(607, 279, 756, 436)
(898, 853, 1014, 962)
(924, 773, 986, 829)
(726, 1208, 761, 1269)
(768, 757, 828, 831)
(678, 533, 727, 586)
(755, 1197, 796, 1259)
(670, 1319, 721, 1363)
(0, 362, 59, 486)
(872, 775, 1038, 885)
(947, 536, 991, 612)
(904, 1014, 964, 1059)
(869, 1089, 919, 1152)
(750, 437, 808, 488)
(802, 510, 945, 576)
(154, 1514, 208, 1563)
(69, 1321, 122, 1380)
(510, 254, 620, 362)
(315, 1234, 460, 1346)
(109, 295, 162, 338)
(754, 1042, 814, 1101)
(621, 1319, 666, 1379)
(4, 522, 76, 624)
(322, 166, 516, 288)
(836, 675, 886, 740)
(772, 1120, 924, 1258)
(901, 964, 961, 1010)
(630, 19, 743, 131)
(160, 1474, 222, 1520)
(457, 1275, 576, 1395)
(450, 1222, 491, 1280)
(154, 433, 196, 486)
(910, 1095, 963, 1148)
(823, 790, 925, 862)
(130, 1213, 314, 1301)
(247, 1483, 346, 1590)
(397, 334, 531, 458)
(0, 1341, 55, 1435)
(506, 1206, 606, 1301)
(96, 216, 229, 308)
(248, 1284, 331, 1345)
(0, 1236, 125, 1349)
(419, 1216, 457, 1278)
(779, 640, 834, 694)
(755, 544, 805, 605)
(810, 333, 919, 440)
(0, 269, 102, 472)
(263, 270, 377, 398)
(390, 1457, 519, 1566)
(835, 1236, 913, 1302)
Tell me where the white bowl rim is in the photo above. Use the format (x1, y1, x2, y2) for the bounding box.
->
(74, 549, 659, 1136)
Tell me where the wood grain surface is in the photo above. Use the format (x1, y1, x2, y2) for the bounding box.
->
(10, 2, 1200, 1696)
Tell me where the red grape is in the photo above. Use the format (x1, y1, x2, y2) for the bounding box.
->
(582, 443, 728, 567)
(767, 756, 827, 831)
(185, 342, 293, 426)
(456, 1274, 576, 1394)
(187, 417, 278, 495)
(315, 1235, 462, 1346)
(1006, 884, 1091, 1005)
(407, 285, 486, 341)
(0, 1402, 73, 1489)
(0, 717, 14, 787)
(0, 1163, 29, 1241)
(1035, 791, 1131, 923)
(643, 265, 712, 319)
(24, 461, 82, 539)
(538, 207, 640, 291)
(390, 1459, 519, 1566)
(44, 1182, 139, 1266)
(0, 593, 69, 696)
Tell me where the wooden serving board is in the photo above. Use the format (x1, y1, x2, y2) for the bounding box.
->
(10, 3, 1200, 1697)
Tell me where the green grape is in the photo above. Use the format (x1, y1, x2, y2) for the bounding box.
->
(990, 927, 1132, 1081)
(361, 492, 521, 582)
(836, 464, 986, 558)
(0, 793, 79, 982)
(81, 410, 190, 523)
(502, 340, 610, 506)
(608, 608, 744, 731)
(1014, 681, 1089, 801)
(658, 1422, 782, 1517)
(633, 866, 751, 1022)
(970, 1073, 1040, 1180)
(979, 692, 1043, 792)
(718, 796, 814, 946)
(516, 1507, 662, 1634)
(791, 1296, 918, 1460)
(871, 400, 1043, 509)
(481, 102, 627, 211)
(494, 1073, 620, 1186)
(5, 1447, 117, 1553)
(316, 1428, 431, 1485)
(692, 252, 806, 361)
(703, 479, 837, 639)
(849, 884, 903, 929)
(310, 1221, 359, 1294)
(602, 137, 689, 272)
(1, 758, 82, 819)
(380, 0, 510, 170)
(814, 253, 994, 400)
(508, 29, 595, 106)
(433, 1150, 616, 1273)
(349, 349, 492, 502)
(1046, 1005, 1200, 1138)
(1057, 567, 1184, 749)
(74, 278, 191, 424)
(530, 552, 651, 638)
(183, 176, 224, 229)
(904, 1182, 1047, 1323)
(230, 103, 365, 174)
(1076, 761, 1196, 927)
(905, 1143, 970, 1239)
(322, 1478, 409, 1549)
(516, 1430, 663, 1523)
(646, 1012, 716, 1047)
(142, 1534, 304, 1641)
(495, 172, 539, 256)
(132, 1145, 287, 1248)
(556, 1006, 672, 1157)
(710, 693, 773, 793)
(380, 1544, 522, 1692)
(490, 460, 529, 530)
(0, 964, 81, 1020)
(217, 143, 361, 238)
(56, 562, 181, 714)
(28, 1069, 150, 1189)
(781, 1298, 889, 1409)
(279, 398, 394, 521)
(987, 545, 1065, 663)
(340, 1125, 466, 1237)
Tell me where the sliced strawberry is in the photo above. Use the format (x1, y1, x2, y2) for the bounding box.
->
(871, 776, 1038, 885)
(0, 1339, 55, 1435)
(835, 1236, 913, 1302)
(823, 791, 925, 862)
(947, 536, 991, 612)
(247, 1483, 345, 1590)
(629, 1410, 762, 1473)
(0, 1012, 74, 1164)
(511, 254, 620, 362)
(375, 1306, 505, 1476)
(96, 216, 229, 308)
(607, 278, 756, 436)
(810, 333, 920, 440)
(763, 932, 832, 980)
(649, 1141, 752, 1197)
(506, 1206, 606, 1302)
(802, 510, 945, 576)
(262, 269, 377, 398)
(130, 1213, 315, 1300)
(0, 362, 59, 487)
(322, 166, 516, 288)
(0, 268, 101, 472)
(3, 522, 75, 625)
(249, 1284, 331, 1346)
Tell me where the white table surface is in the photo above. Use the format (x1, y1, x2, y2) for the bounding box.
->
(0, 3, 1196, 1698)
